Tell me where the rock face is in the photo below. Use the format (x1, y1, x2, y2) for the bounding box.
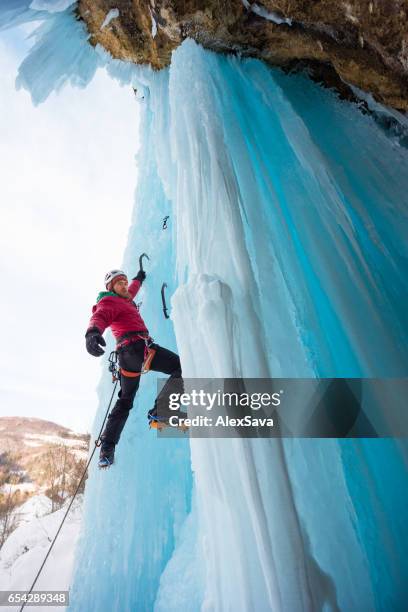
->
(78, 0, 408, 111)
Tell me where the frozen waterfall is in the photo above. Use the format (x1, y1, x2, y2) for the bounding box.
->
(1, 3, 407, 611)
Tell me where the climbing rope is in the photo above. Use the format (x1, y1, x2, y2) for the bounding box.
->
(19, 373, 119, 612)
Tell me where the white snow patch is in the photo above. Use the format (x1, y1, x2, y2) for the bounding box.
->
(398, 38, 408, 72)
(100, 8, 119, 30)
(15, 495, 53, 526)
(70, 449, 88, 460)
(0, 495, 83, 609)
(343, 2, 359, 24)
(348, 82, 408, 128)
(149, 8, 158, 38)
(251, 3, 292, 25)
(0, 483, 36, 494)
(241, 1, 292, 26)
(23, 433, 87, 448)
(29, 0, 76, 12)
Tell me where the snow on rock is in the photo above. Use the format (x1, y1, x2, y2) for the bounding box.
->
(250, 3, 292, 26)
(149, 8, 157, 38)
(100, 8, 119, 30)
(75, 0, 408, 110)
(343, 1, 359, 25)
(0, 495, 83, 611)
(348, 82, 408, 128)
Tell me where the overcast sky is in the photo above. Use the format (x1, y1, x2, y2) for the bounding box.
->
(0, 24, 140, 433)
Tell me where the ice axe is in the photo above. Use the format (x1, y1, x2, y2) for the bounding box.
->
(161, 283, 170, 319)
(139, 252, 150, 271)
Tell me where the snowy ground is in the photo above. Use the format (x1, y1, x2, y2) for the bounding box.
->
(0, 483, 37, 495)
(0, 495, 83, 612)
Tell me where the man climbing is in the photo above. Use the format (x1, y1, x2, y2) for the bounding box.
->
(85, 267, 184, 468)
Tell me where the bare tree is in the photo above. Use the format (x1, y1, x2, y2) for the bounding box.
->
(43, 445, 88, 511)
(66, 456, 88, 496)
(43, 445, 68, 512)
(0, 479, 21, 549)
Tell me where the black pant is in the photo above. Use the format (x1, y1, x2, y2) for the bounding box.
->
(101, 341, 184, 448)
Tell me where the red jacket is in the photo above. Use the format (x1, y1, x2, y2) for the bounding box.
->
(87, 279, 148, 341)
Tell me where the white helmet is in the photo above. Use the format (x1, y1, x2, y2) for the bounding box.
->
(104, 269, 127, 290)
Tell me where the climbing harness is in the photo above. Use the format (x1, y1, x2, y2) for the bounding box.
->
(116, 330, 150, 350)
(162, 215, 169, 230)
(114, 332, 157, 379)
(120, 344, 157, 378)
(161, 283, 170, 319)
(19, 364, 120, 612)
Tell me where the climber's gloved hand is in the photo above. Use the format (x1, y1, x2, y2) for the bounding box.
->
(133, 269, 146, 283)
(85, 327, 106, 357)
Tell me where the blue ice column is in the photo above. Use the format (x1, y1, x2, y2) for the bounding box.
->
(141, 42, 408, 611)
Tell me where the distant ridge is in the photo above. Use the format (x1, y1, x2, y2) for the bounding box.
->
(0, 416, 84, 437)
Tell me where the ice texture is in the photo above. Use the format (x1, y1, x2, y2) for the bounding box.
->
(2, 5, 408, 609)
(141, 41, 408, 611)
(30, 0, 76, 13)
(0, 1, 47, 31)
(16, 9, 100, 105)
(0, 0, 75, 31)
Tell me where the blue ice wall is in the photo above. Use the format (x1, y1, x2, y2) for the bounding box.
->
(147, 42, 408, 611)
(2, 4, 408, 609)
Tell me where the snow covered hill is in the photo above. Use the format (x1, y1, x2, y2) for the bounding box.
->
(0, 494, 83, 612)
(0, 416, 90, 610)
(0, 417, 89, 507)
(0, 416, 89, 458)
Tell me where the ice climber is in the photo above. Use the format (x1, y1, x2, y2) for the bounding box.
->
(85, 268, 184, 468)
